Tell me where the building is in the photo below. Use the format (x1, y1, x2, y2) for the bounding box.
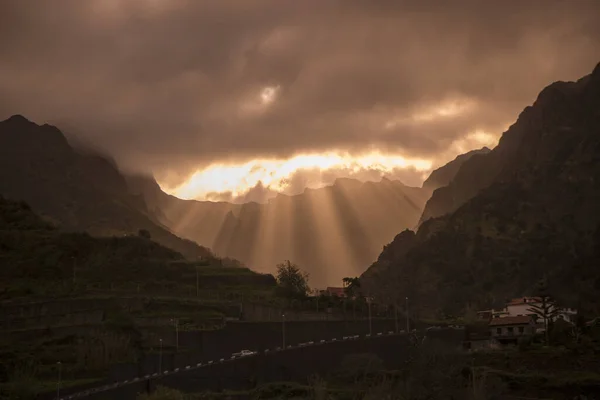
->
(319, 287, 346, 297)
(489, 315, 536, 344)
(481, 297, 577, 324)
(505, 297, 542, 317)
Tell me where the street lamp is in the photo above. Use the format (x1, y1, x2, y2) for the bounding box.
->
(367, 297, 372, 336)
(159, 338, 163, 373)
(281, 314, 286, 348)
(405, 296, 410, 333)
(394, 302, 399, 333)
(170, 318, 179, 351)
(72, 257, 76, 286)
(56, 361, 62, 400)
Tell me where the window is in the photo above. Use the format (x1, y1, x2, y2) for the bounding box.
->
(518, 326, 524, 334)
(507, 327, 514, 334)
(496, 328, 501, 334)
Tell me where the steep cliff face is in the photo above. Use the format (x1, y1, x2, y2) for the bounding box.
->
(362, 62, 600, 317)
(422, 147, 491, 192)
(419, 69, 598, 224)
(0, 116, 214, 260)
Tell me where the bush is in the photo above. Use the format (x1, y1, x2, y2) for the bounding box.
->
(517, 336, 532, 352)
(137, 386, 186, 400)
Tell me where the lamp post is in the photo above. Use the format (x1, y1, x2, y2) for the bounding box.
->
(72, 257, 76, 286)
(171, 318, 179, 351)
(159, 338, 163, 373)
(394, 303, 399, 333)
(281, 314, 286, 348)
(405, 296, 410, 333)
(56, 361, 62, 400)
(367, 297, 372, 336)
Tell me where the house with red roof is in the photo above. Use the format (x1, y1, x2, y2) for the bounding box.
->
(489, 315, 536, 344)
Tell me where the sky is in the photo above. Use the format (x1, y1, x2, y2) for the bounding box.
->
(1, 0, 599, 203)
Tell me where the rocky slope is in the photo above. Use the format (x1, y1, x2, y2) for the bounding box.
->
(361, 62, 600, 318)
(0, 115, 215, 261)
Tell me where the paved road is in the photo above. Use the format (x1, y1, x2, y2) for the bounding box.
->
(59, 329, 416, 399)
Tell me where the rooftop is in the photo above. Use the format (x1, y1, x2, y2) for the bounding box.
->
(489, 315, 533, 326)
(507, 297, 542, 306)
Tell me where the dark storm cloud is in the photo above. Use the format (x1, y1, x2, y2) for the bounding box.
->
(1, 0, 599, 186)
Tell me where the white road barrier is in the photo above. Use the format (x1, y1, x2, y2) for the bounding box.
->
(65, 329, 405, 398)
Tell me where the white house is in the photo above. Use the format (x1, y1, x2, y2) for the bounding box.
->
(503, 297, 577, 323)
(480, 297, 577, 327)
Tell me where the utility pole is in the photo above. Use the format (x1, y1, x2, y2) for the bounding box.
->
(56, 361, 62, 400)
(405, 296, 410, 333)
(159, 338, 163, 373)
(281, 314, 286, 348)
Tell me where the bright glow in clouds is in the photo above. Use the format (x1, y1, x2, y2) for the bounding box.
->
(167, 151, 433, 201)
(260, 86, 279, 104)
(385, 98, 477, 129)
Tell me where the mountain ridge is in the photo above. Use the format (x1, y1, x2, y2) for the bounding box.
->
(0, 116, 217, 262)
(1, 113, 502, 284)
(361, 62, 600, 318)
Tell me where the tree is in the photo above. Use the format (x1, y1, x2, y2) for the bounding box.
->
(275, 260, 310, 300)
(343, 277, 362, 320)
(342, 277, 361, 298)
(527, 278, 559, 345)
(137, 229, 151, 239)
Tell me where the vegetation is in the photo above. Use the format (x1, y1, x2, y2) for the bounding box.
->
(526, 278, 559, 345)
(0, 196, 279, 398)
(275, 260, 310, 301)
(341, 277, 361, 298)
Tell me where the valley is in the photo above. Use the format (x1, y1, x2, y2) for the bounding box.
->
(1, 3, 600, 396)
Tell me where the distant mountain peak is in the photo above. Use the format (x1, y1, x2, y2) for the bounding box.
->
(1, 114, 70, 152)
(5, 114, 32, 124)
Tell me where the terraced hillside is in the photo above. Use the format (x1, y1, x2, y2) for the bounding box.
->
(0, 196, 278, 399)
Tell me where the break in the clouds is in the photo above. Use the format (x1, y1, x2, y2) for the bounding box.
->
(1, 0, 599, 202)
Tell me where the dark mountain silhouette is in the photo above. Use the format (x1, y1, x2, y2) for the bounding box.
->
(422, 147, 491, 192)
(361, 62, 600, 318)
(0, 115, 215, 261)
(0, 114, 505, 286)
(129, 174, 432, 286)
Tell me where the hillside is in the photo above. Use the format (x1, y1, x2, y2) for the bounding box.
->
(0, 195, 275, 300)
(361, 62, 600, 318)
(0, 195, 278, 396)
(0, 115, 216, 261)
(128, 150, 487, 286)
(130, 175, 432, 285)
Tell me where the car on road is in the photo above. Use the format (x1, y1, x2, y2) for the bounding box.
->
(232, 349, 256, 357)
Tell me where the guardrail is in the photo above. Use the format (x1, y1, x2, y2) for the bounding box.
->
(60, 330, 407, 399)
